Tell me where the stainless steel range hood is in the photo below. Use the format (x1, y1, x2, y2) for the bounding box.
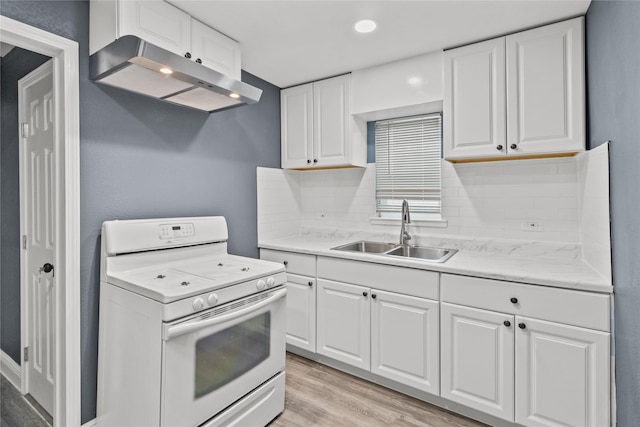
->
(90, 35, 262, 113)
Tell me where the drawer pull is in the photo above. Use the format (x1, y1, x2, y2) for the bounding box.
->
(362, 291, 368, 297)
(510, 297, 518, 304)
(504, 320, 511, 327)
(283, 261, 288, 266)
(371, 294, 377, 299)
(518, 323, 527, 330)
(308, 281, 313, 287)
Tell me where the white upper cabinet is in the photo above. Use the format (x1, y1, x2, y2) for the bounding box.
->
(118, 0, 190, 57)
(281, 74, 366, 169)
(191, 20, 241, 81)
(506, 18, 585, 155)
(90, 0, 241, 78)
(444, 17, 585, 161)
(313, 76, 350, 167)
(281, 84, 314, 169)
(444, 38, 506, 159)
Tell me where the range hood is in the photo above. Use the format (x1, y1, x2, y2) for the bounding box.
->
(90, 35, 262, 113)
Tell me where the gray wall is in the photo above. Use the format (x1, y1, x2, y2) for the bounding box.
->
(1, 1, 281, 423)
(586, 1, 640, 425)
(0, 48, 50, 365)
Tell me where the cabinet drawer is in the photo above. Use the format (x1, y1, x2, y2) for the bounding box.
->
(260, 249, 316, 276)
(317, 257, 439, 300)
(441, 274, 610, 332)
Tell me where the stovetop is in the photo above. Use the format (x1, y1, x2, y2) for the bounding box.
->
(106, 252, 285, 303)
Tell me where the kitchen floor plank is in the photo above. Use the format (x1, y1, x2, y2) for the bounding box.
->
(270, 353, 486, 427)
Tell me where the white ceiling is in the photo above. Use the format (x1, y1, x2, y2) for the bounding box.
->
(170, 0, 591, 88)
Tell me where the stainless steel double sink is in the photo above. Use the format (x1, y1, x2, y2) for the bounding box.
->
(331, 240, 458, 263)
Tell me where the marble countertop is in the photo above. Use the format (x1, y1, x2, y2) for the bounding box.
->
(258, 233, 613, 294)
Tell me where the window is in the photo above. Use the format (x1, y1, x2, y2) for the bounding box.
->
(375, 113, 442, 218)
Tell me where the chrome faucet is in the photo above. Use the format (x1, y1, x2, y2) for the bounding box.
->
(400, 199, 412, 245)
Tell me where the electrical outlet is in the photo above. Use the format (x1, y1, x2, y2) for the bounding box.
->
(521, 220, 544, 232)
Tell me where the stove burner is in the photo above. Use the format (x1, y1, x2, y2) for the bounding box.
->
(217, 263, 224, 267)
(156, 274, 166, 279)
(241, 267, 250, 272)
(181, 281, 190, 287)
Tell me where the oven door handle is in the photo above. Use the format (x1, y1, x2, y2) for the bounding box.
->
(163, 288, 286, 340)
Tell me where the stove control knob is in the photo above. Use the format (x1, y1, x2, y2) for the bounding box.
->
(266, 277, 276, 287)
(256, 279, 267, 290)
(207, 293, 219, 306)
(192, 298, 204, 311)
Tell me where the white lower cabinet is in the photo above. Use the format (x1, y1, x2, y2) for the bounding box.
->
(284, 273, 316, 352)
(259, 249, 317, 352)
(316, 279, 370, 370)
(441, 303, 515, 421)
(371, 290, 439, 394)
(441, 300, 610, 427)
(316, 278, 440, 395)
(259, 249, 611, 427)
(516, 317, 610, 427)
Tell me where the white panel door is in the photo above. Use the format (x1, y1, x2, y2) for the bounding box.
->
(19, 61, 55, 416)
(191, 19, 241, 80)
(506, 17, 585, 155)
(313, 75, 350, 167)
(371, 290, 439, 394)
(441, 303, 514, 421)
(316, 279, 370, 370)
(444, 37, 506, 160)
(119, 0, 191, 57)
(281, 84, 313, 168)
(515, 317, 610, 427)
(284, 274, 316, 352)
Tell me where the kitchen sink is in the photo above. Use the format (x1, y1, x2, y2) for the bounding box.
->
(385, 245, 458, 263)
(331, 240, 458, 263)
(331, 241, 399, 253)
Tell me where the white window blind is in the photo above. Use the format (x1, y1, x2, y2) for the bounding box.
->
(375, 113, 442, 215)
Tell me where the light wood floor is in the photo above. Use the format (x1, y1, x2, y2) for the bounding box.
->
(270, 353, 487, 427)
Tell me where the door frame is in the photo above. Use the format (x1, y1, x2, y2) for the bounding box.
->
(1, 16, 81, 427)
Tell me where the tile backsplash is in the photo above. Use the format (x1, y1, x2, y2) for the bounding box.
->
(258, 150, 611, 278)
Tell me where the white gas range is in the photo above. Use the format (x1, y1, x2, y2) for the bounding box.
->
(97, 216, 287, 427)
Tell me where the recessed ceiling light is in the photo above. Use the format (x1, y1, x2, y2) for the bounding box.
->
(229, 93, 240, 99)
(354, 19, 377, 34)
(159, 67, 173, 75)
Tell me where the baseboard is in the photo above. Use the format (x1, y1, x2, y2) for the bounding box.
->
(0, 350, 22, 390)
(81, 419, 97, 427)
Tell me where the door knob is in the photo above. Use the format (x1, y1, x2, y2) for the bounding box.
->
(40, 263, 54, 274)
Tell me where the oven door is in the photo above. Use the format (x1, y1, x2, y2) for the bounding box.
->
(161, 287, 286, 427)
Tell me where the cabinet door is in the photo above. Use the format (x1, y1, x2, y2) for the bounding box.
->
(284, 274, 316, 352)
(371, 290, 439, 394)
(444, 38, 506, 160)
(515, 317, 610, 427)
(281, 84, 313, 169)
(317, 279, 370, 370)
(506, 17, 585, 155)
(313, 75, 351, 167)
(441, 303, 515, 421)
(118, 1, 191, 57)
(191, 19, 241, 80)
